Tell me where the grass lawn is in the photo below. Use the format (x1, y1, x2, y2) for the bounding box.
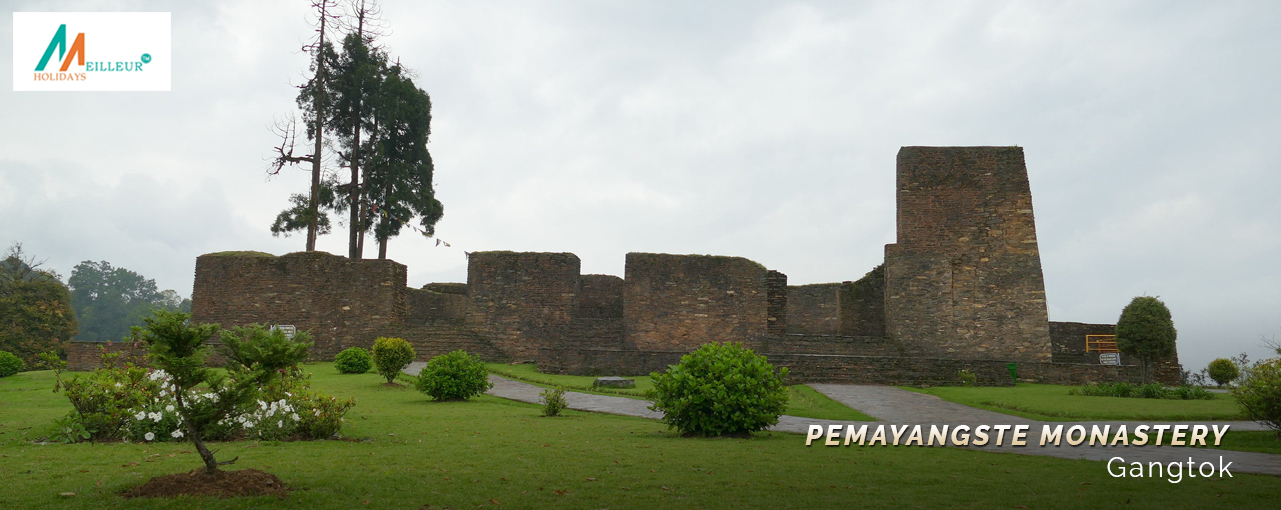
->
(1192, 431, 1281, 455)
(0, 366, 1276, 509)
(485, 363, 874, 421)
(903, 383, 1246, 421)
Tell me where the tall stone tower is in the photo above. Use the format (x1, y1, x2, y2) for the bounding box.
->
(883, 146, 1052, 362)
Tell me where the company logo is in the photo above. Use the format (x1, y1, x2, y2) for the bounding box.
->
(13, 12, 171, 91)
(34, 24, 85, 72)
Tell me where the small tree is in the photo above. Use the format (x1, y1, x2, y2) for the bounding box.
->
(371, 336, 414, 384)
(1207, 358, 1240, 388)
(414, 350, 491, 401)
(647, 342, 789, 437)
(139, 311, 307, 475)
(1233, 358, 1281, 437)
(1115, 296, 1177, 383)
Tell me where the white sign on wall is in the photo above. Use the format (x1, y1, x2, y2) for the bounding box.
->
(1099, 353, 1121, 366)
(271, 325, 297, 340)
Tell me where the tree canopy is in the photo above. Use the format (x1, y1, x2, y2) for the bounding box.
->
(68, 261, 190, 343)
(270, 1, 444, 260)
(1116, 296, 1177, 382)
(0, 244, 77, 364)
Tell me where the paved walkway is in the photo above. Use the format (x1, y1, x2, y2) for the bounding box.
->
(403, 364, 1281, 476)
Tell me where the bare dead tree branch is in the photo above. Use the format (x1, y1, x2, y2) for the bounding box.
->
(268, 114, 315, 177)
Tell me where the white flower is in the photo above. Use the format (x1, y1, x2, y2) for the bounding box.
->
(237, 416, 246, 423)
(171, 429, 184, 438)
(244, 421, 255, 429)
(159, 390, 167, 397)
(149, 412, 163, 422)
(165, 405, 175, 412)
(144, 432, 155, 441)
(114, 382, 123, 388)
(277, 420, 283, 428)
(134, 411, 146, 421)
(313, 409, 321, 417)
(291, 413, 300, 422)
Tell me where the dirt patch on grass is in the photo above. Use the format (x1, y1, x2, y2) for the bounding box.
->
(123, 468, 288, 499)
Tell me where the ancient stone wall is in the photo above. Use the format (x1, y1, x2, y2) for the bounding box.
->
(406, 287, 467, 325)
(765, 334, 901, 357)
(466, 251, 580, 360)
(190, 251, 406, 359)
(537, 346, 1179, 386)
(395, 324, 509, 362)
(766, 270, 788, 336)
(839, 265, 886, 337)
(623, 253, 773, 352)
(67, 341, 149, 371)
(884, 147, 1052, 362)
(576, 274, 624, 319)
(786, 284, 841, 335)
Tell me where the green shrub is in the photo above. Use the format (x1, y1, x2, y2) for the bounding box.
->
(334, 347, 373, 374)
(1068, 381, 1212, 400)
(958, 369, 977, 387)
(415, 350, 492, 401)
(371, 337, 415, 384)
(219, 324, 313, 377)
(647, 342, 789, 437)
(50, 349, 157, 441)
(1233, 358, 1281, 436)
(540, 387, 568, 417)
(0, 350, 24, 377)
(1207, 358, 1240, 388)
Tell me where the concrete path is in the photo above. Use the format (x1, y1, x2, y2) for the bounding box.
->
(404, 364, 1281, 476)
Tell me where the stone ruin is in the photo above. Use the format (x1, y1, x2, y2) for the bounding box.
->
(70, 147, 1181, 385)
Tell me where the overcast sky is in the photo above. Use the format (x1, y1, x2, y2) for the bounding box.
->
(3, 1, 1278, 372)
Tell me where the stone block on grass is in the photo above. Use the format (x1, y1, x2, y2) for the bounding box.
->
(593, 376, 635, 388)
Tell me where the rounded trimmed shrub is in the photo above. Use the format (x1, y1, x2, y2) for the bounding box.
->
(1207, 358, 1240, 388)
(414, 350, 492, 401)
(646, 342, 789, 437)
(1233, 358, 1281, 436)
(334, 347, 373, 374)
(0, 350, 24, 377)
(371, 337, 415, 384)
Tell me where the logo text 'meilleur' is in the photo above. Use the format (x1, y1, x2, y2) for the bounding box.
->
(13, 12, 170, 91)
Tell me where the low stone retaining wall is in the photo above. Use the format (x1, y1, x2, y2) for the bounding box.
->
(536, 347, 1181, 387)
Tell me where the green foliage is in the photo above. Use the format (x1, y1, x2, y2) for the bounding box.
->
(68, 260, 189, 344)
(371, 336, 415, 384)
(271, 189, 336, 238)
(48, 347, 158, 441)
(0, 350, 23, 377)
(958, 369, 977, 387)
(219, 324, 314, 377)
(334, 346, 373, 374)
(1233, 358, 1281, 436)
(647, 342, 789, 437)
(1207, 358, 1240, 387)
(0, 243, 77, 365)
(364, 64, 443, 256)
(540, 387, 568, 417)
(1068, 382, 1213, 400)
(1115, 296, 1177, 382)
(415, 350, 492, 401)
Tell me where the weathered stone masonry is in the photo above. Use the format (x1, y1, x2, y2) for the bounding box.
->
(70, 146, 1180, 386)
